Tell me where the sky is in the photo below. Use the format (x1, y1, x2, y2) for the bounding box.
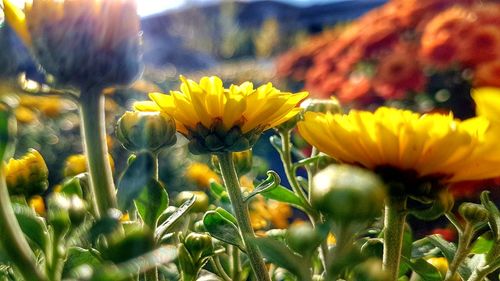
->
(7, 0, 346, 17)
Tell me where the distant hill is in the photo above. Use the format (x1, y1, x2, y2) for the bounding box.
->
(140, 0, 386, 71)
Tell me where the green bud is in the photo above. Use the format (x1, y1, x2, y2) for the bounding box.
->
(194, 221, 206, 232)
(301, 97, 341, 114)
(116, 111, 177, 152)
(459, 203, 489, 225)
(285, 224, 322, 257)
(47, 194, 72, 234)
(104, 228, 155, 264)
(5, 149, 48, 197)
(184, 232, 214, 262)
(265, 229, 287, 241)
(68, 195, 87, 227)
(311, 165, 386, 223)
(350, 259, 390, 281)
(175, 191, 209, 213)
(212, 149, 253, 175)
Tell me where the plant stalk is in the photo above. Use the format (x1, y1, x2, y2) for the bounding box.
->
(444, 223, 473, 281)
(217, 152, 270, 281)
(79, 89, 117, 217)
(383, 196, 408, 281)
(0, 171, 48, 281)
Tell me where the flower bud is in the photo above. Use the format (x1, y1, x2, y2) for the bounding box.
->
(5, 149, 48, 197)
(116, 111, 177, 152)
(459, 203, 489, 225)
(285, 223, 322, 256)
(301, 97, 341, 114)
(350, 259, 389, 281)
(212, 149, 253, 176)
(47, 194, 72, 234)
(175, 191, 209, 213)
(63, 154, 114, 178)
(29, 195, 46, 216)
(4, 0, 142, 89)
(311, 165, 386, 223)
(68, 195, 87, 227)
(184, 232, 214, 261)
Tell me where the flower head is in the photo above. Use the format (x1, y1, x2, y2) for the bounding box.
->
(298, 107, 500, 183)
(63, 154, 114, 178)
(135, 76, 307, 153)
(4, 149, 48, 197)
(3, 0, 141, 89)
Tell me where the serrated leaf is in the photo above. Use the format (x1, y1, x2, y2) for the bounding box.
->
(62, 247, 101, 278)
(117, 152, 155, 210)
(252, 237, 311, 281)
(155, 195, 195, 239)
(135, 179, 169, 229)
(260, 185, 304, 209)
(11, 203, 48, 251)
(203, 211, 244, 251)
(401, 257, 442, 281)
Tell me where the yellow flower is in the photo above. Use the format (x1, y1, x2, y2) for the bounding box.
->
(298, 107, 500, 183)
(64, 154, 114, 178)
(5, 149, 48, 197)
(472, 87, 500, 123)
(29, 195, 45, 216)
(135, 76, 307, 153)
(185, 162, 221, 188)
(3, 0, 141, 88)
(14, 106, 37, 124)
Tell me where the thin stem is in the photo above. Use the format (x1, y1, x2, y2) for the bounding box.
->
(211, 256, 231, 281)
(444, 223, 473, 281)
(383, 196, 408, 281)
(47, 232, 65, 281)
(79, 89, 117, 217)
(445, 212, 464, 235)
(231, 245, 241, 281)
(217, 152, 270, 281)
(145, 152, 160, 281)
(0, 171, 48, 281)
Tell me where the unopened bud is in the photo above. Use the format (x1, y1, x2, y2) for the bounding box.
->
(459, 203, 489, 225)
(175, 191, 209, 213)
(301, 97, 341, 114)
(286, 223, 322, 256)
(184, 232, 214, 261)
(5, 149, 48, 197)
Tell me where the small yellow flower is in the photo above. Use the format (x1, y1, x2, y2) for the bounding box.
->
(29, 195, 45, 216)
(298, 107, 500, 183)
(424, 257, 460, 281)
(135, 76, 307, 153)
(3, 0, 141, 88)
(64, 154, 114, 178)
(14, 106, 37, 124)
(185, 162, 220, 188)
(5, 149, 48, 197)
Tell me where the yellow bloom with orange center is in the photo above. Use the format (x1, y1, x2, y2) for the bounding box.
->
(3, 0, 141, 88)
(298, 107, 500, 183)
(185, 162, 221, 188)
(135, 76, 307, 153)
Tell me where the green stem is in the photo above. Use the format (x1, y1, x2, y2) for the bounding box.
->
(211, 256, 231, 281)
(0, 171, 48, 281)
(383, 196, 408, 281)
(47, 232, 65, 281)
(79, 89, 117, 217)
(444, 223, 473, 281)
(217, 153, 270, 281)
(145, 152, 159, 281)
(231, 245, 241, 281)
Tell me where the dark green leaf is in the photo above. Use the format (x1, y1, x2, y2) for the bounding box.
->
(89, 211, 121, 243)
(117, 152, 155, 210)
(481, 191, 500, 240)
(155, 195, 195, 239)
(11, 203, 48, 251)
(62, 247, 101, 278)
(215, 207, 237, 225)
(252, 237, 311, 281)
(260, 185, 304, 209)
(135, 179, 169, 229)
(203, 211, 244, 251)
(427, 235, 456, 263)
(401, 257, 442, 281)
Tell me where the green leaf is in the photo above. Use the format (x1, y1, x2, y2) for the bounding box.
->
(62, 247, 101, 278)
(90, 246, 177, 281)
(89, 211, 121, 243)
(0, 104, 15, 162)
(209, 180, 230, 203)
(481, 191, 500, 241)
(260, 185, 304, 209)
(252, 237, 311, 281)
(427, 235, 457, 263)
(411, 237, 440, 259)
(203, 211, 244, 251)
(244, 171, 280, 203)
(471, 233, 494, 254)
(59, 177, 84, 197)
(117, 152, 155, 210)
(401, 257, 442, 281)
(135, 179, 169, 229)
(155, 195, 195, 239)
(11, 203, 48, 251)
(215, 207, 237, 225)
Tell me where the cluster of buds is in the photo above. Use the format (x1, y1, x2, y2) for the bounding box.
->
(178, 232, 214, 280)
